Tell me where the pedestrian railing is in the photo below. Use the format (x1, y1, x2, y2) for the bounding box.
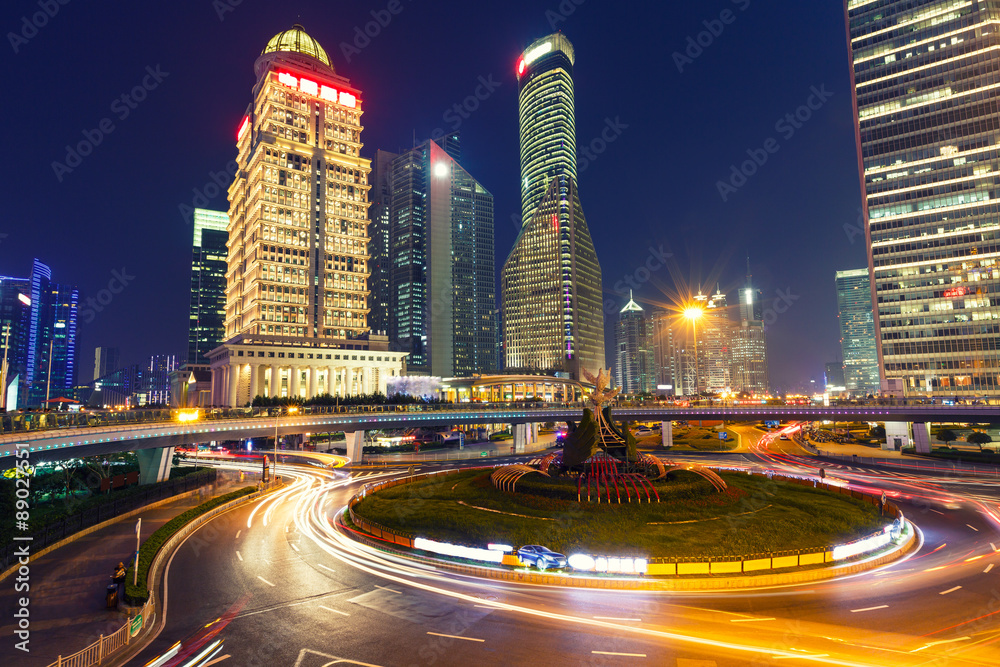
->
(817, 453, 1000, 477)
(48, 595, 153, 667)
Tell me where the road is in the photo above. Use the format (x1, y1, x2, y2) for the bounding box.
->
(124, 446, 1000, 666)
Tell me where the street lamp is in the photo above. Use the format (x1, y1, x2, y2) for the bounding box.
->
(683, 305, 704, 398)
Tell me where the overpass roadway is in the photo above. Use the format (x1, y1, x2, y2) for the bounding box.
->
(1, 404, 997, 465)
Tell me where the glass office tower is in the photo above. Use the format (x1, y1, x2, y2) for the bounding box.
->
(836, 268, 881, 394)
(502, 33, 605, 379)
(188, 208, 229, 364)
(615, 293, 655, 394)
(846, 0, 1000, 397)
(385, 137, 496, 377)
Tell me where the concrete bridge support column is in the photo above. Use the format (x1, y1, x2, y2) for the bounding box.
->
(345, 431, 365, 462)
(661, 421, 673, 449)
(885, 422, 911, 451)
(513, 423, 527, 453)
(530, 422, 538, 443)
(912, 422, 931, 454)
(138, 447, 174, 485)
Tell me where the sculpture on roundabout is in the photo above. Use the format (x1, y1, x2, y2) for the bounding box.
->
(491, 367, 726, 503)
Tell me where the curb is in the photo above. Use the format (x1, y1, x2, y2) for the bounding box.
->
(0, 485, 210, 583)
(340, 516, 918, 591)
(105, 481, 287, 667)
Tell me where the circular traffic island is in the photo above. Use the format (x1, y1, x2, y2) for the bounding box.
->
(347, 467, 914, 586)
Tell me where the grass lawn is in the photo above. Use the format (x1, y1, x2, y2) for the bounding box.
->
(636, 427, 738, 451)
(353, 469, 883, 559)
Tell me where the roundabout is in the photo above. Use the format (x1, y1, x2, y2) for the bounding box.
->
(342, 370, 916, 589)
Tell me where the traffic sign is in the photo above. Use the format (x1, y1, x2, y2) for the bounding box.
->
(130, 614, 142, 637)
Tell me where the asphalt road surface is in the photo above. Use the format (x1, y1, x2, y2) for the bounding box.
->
(126, 445, 1000, 667)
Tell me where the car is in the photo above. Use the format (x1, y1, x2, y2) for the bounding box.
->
(517, 545, 567, 570)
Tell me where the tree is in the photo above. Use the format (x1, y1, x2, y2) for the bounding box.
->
(967, 431, 993, 452)
(869, 425, 886, 440)
(937, 428, 958, 446)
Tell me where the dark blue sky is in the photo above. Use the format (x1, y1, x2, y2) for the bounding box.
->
(0, 0, 865, 392)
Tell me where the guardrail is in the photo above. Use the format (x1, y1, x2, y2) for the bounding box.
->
(362, 438, 553, 463)
(817, 453, 1000, 477)
(0, 470, 218, 572)
(346, 468, 908, 576)
(46, 596, 153, 667)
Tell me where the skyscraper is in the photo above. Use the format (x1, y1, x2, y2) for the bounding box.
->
(0, 276, 32, 409)
(731, 264, 768, 394)
(502, 33, 604, 379)
(25, 259, 78, 407)
(384, 136, 496, 377)
(651, 308, 678, 394)
(188, 208, 229, 365)
(846, 2, 1000, 397)
(699, 288, 736, 393)
(615, 293, 655, 394)
(93, 346, 120, 381)
(367, 148, 396, 338)
(212, 25, 404, 406)
(836, 269, 881, 395)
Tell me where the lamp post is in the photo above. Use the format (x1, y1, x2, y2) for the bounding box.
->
(683, 305, 704, 399)
(0, 324, 10, 410)
(273, 405, 298, 484)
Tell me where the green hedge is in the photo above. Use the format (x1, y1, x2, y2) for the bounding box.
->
(125, 486, 255, 603)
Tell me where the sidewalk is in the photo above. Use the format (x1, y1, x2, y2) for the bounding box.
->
(0, 469, 247, 667)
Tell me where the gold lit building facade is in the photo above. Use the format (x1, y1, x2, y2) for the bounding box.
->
(209, 26, 405, 406)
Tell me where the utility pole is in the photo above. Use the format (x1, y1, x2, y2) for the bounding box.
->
(45, 338, 54, 406)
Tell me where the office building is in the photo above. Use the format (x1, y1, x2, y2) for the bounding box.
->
(825, 361, 845, 391)
(93, 346, 120, 381)
(615, 293, 655, 394)
(846, 2, 1000, 396)
(383, 136, 496, 377)
(700, 288, 736, 393)
(502, 33, 605, 379)
(731, 264, 768, 394)
(836, 269, 881, 395)
(367, 149, 396, 338)
(651, 308, 678, 394)
(25, 259, 78, 407)
(91, 354, 177, 408)
(0, 276, 32, 409)
(211, 25, 405, 406)
(188, 209, 229, 365)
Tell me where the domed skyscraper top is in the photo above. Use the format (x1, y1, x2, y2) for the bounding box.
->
(257, 24, 334, 76)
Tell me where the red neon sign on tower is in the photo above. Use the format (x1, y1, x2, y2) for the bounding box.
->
(275, 71, 357, 108)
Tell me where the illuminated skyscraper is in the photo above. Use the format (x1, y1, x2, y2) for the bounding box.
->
(731, 263, 768, 394)
(385, 137, 496, 377)
(502, 33, 604, 379)
(25, 259, 78, 407)
(211, 25, 404, 406)
(188, 209, 229, 365)
(836, 268, 880, 395)
(615, 293, 655, 394)
(846, 2, 1000, 397)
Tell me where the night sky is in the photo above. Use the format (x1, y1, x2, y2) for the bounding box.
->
(0, 0, 865, 392)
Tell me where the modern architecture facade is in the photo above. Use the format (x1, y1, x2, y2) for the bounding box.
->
(211, 25, 405, 406)
(836, 268, 881, 394)
(383, 136, 496, 377)
(731, 269, 768, 394)
(502, 33, 604, 379)
(188, 209, 229, 365)
(24, 259, 78, 407)
(93, 346, 120, 381)
(91, 354, 177, 408)
(651, 308, 679, 394)
(0, 276, 32, 409)
(847, 0, 1000, 396)
(700, 289, 736, 393)
(367, 148, 395, 338)
(615, 293, 655, 394)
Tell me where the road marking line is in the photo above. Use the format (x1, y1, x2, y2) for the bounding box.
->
(985, 563, 994, 573)
(290, 543, 300, 552)
(375, 585, 402, 594)
(851, 605, 889, 613)
(730, 617, 776, 622)
(318, 605, 350, 616)
(592, 651, 645, 657)
(940, 586, 962, 595)
(967, 524, 979, 532)
(318, 563, 336, 573)
(235, 530, 241, 539)
(257, 576, 275, 587)
(773, 655, 828, 660)
(912, 636, 970, 652)
(427, 632, 484, 643)
(236, 551, 243, 562)
(931, 509, 945, 515)
(992, 542, 998, 552)
(593, 616, 642, 622)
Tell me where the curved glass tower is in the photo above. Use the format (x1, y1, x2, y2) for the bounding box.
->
(502, 33, 605, 380)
